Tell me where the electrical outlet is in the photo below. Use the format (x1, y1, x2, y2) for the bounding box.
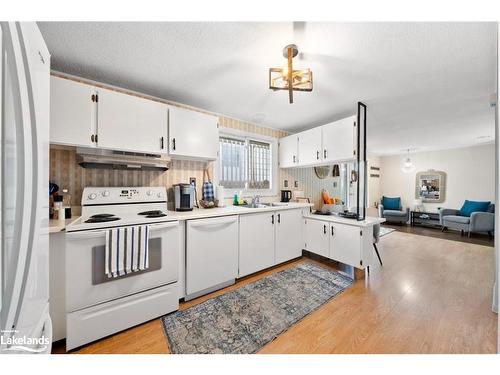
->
(189, 177, 196, 186)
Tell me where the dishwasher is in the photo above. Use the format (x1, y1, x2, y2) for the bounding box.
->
(185, 215, 239, 300)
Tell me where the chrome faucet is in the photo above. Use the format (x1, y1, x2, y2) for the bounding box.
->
(251, 195, 261, 207)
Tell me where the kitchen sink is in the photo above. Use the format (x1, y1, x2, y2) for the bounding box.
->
(240, 202, 288, 209)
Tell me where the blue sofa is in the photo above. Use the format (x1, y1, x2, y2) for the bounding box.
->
(440, 200, 495, 237)
(378, 196, 410, 224)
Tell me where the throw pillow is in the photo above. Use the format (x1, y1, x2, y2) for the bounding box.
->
(459, 200, 491, 217)
(382, 196, 401, 211)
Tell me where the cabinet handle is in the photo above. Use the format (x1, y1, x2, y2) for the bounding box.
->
(317, 150, 320, 160)
(91, 134, 95, 143)
(293, 155, 296, 163)
(160, 136, 164, 149)
(324, 149, 327, 158)
(277, 213, 281, 223)
(323, 224, 326, 234)
(172, 138, 176, 151)
(271, 214, 274, 225)
(331, 226, 334, 236)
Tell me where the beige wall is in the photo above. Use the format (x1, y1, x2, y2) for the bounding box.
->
(379, 143, 495, 211)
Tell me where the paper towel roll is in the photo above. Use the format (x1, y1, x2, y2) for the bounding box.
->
(216, 185, 225, 207)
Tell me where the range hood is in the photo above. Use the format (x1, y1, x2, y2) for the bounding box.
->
(76, 147, 170, 171)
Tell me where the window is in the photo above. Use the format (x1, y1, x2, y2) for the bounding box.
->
(218, 134, 274, 193)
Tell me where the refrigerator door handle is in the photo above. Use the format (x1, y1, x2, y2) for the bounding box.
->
(0, 22, 37, 336)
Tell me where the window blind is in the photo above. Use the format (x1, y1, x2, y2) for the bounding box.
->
(248, 140, 271, 189)
(219, 136, 246, 189)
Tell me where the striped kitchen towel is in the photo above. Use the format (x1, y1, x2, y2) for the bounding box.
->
(105, 225, 149, 278)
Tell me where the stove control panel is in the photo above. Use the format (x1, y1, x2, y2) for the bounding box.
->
(81, 187, 168, 206)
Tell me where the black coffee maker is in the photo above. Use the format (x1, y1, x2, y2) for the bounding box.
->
(280, 190, 292, 203)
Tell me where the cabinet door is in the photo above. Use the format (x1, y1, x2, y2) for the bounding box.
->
(275, 209, 304, 264)
(304, 218, 330, 258)
(50, 76, 96, 147)
(169, 106, 218, 160)
(279, 135, 298, 168)
(322, 115, 356, 163)
(330, 223, 362, 267)
(96, 88, 168, 154)
(297, 127, 322, 166)
(239, 212, 276, 277)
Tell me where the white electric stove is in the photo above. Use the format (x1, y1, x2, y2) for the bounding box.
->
(66, 186, 173, 232)
(64, 187, 180, 351)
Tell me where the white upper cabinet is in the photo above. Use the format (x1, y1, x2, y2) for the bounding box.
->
(297, 127, 322, 166)
(168, 106, 218, 160)
(96, 88, 168, 154)
(321, 115, 356, 163)
(278, 134, 298, 168)
(275, 209, 303, 264)
(277, 115, 357, 168)
(50, 76, 96, 147)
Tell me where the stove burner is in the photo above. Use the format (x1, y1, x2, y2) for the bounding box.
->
(138, 210, 165, 216)
(90, 213, 116, 219)
(84, 216, 121, 223)
(145, 213, 167, 218)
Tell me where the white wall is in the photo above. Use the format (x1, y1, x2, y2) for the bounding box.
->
(379, 143, 495, 211)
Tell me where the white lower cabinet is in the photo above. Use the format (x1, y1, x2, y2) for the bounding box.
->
(239, 212, 275, 277)
(305, 218, 368, 268)
(330, 224, 362, 268)
(275, 209, 303, 264)
(239, 208, 304, 278)
(186, 216, 239, 298)
(304, 218, 330, 258)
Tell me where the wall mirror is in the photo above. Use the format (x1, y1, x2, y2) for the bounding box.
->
(415, 170, 446, 203)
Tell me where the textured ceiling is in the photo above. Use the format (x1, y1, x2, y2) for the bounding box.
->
(37, 22, 496, 155)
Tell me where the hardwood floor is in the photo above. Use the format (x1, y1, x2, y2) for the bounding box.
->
(383, 222, 494, 247)
(53, 230, 497, 354)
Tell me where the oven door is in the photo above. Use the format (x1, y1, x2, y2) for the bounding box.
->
(65, 221, 180, 312)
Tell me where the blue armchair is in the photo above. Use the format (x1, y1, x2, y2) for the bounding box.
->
(378, 196, 410, 224)
(440, 201, 495, 238)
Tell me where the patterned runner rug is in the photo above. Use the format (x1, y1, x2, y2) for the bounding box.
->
(162, 262, 353, 354)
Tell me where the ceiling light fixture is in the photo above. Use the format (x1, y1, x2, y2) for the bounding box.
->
(269, 44, 313, 104)
(401, 149, 415, 174)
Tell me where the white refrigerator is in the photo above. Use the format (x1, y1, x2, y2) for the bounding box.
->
(0, 22, 51, 354)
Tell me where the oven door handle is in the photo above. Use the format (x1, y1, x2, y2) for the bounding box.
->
(66, 221, 179, 239)
(66, 230, 108, 240)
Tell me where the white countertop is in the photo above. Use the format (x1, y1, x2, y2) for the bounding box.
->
(49, 216, 81, 234)
(165, 202, 313, 221)
(303, 213, 386, 227)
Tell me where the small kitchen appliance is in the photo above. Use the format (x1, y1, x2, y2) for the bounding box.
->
(280, 189, 292, 203)
(174, 183, 195, 211)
